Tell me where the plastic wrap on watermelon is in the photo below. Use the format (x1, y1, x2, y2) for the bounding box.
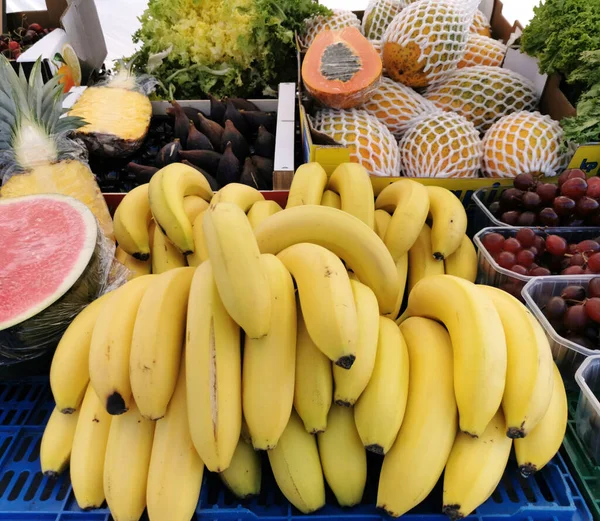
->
(0, 194, 128, 364)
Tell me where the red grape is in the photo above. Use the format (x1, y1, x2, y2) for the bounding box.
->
(503, 237, 522, 253)
(561, 285, 586, 301)
(588, 252, 600, 273)
(565, 304, 589, 332)
(546, 235, 568, 256)
(562, 266, 586, 275)
(576, 196, 599, 217)
(522, 192, 541, 210)
(545, 296, 567, 320)
(482, 232, 505, 254)
(517, 211, 537, 226)
(501, 211, 521, 226)
(587, 177, 600, 199)
(554, 196, 576, 216)
(516, 249, 536, 267)
(585, 298, 600, 324)
(539, 207, 560, 226)
(559, 169, 586, 187)
(530, 266, 551, 276)
(585, 267, 595, 274)
(514, 173, 535, 191)
(516, 228, 536, 248)
(500, 188, 524, 209)
(536, 183, 558, 203)
(534, 236, 546, 254)
(489, 201, 501, 215)
(497, 251, 517, 269)
(530, 262, 539, 270)
(589, 278, 600, 298)
(527, 246, 539, 257)
(561, 177, 588, 199)
(577, 240, 600, 254)
(511, 265, 528, 275)
(570, 253, 586, 266)
(568, 244, 579, 255)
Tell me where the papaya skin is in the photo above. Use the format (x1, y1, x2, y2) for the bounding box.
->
(383, 42, 430, 88)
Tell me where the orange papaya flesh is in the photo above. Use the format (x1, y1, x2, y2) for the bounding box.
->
(302, 26, 382, 109)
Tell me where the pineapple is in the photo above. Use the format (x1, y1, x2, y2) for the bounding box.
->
(311, 109, 400, 176)
(300, 10, 361, 48)
(424, 66, 538, 133)
(398, 112, 482, 178)
(471, 9, 491, 37)
(362, 0, 407, 41)
(0, 56, 113, 239)
(68, 67, 152, 158)
(482, 111, 573, 178)
(458, 34, 506, 68)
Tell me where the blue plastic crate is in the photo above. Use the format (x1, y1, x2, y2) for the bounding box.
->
(0, 378, 592, 521)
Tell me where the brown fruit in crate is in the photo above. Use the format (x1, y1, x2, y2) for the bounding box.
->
(361, 77, 438, 139)
(179, 150, 222, 173)
(224, 101, 249, 136)
(482, 111, 572, 178)
(424, 66, 538, 133)
(217, 142, 240, 186)
(169, 100, 190, 148)
(221, 120, 249, 160)
(196, 112, 224, 149)
(302, 27, 382, 110)
(312, 108, 400, 176)
(382, 0, 473, 88)
(187, 122, 214, 151)
(300, 9, 361, 48)
(398, 112, 482, 178)
(470, 9, 491, 37)
(362, 0, 407, 41)
(155, 139, 182, 167)
(254, 126, 276, 158)
(458, 34, 506, 68)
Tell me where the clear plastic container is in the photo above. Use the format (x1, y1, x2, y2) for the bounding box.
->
(522, 275, 600, 385)
(575, 355, 600, 465)
(472, 187, 508, 232)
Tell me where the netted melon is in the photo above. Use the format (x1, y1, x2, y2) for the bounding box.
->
(424, 66, 538, 133)
(300, 9, 361, 49)
(471, 9, 491, 37)
(362, 0, 407, 40)
(361, 77, 439, 138)
(398, 112, 482, 178)
(312, 109, 400, 176)
(458, 34, 506, 68)
(482, 111, 573, 178)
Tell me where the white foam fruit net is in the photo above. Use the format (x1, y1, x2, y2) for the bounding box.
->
(312, 108, 401, 177)
(470, 9, 491, 36)
(482, 111, 574, 178)
(361, 77, 439, 139)
(399, 111, 483, 178)
(458, 34, 506, 68)
(362, 0, 407, 40)
(424, 66, 539, 134)
(300, 10, 361, 48)
(382, 0, 479, 87)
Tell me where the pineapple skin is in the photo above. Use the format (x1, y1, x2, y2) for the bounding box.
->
(1, 160, 114, 240)
(69, 87, 152, 158)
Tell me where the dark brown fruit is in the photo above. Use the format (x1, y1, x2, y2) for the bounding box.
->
(522, 192, 541, 210)
(500, 211, 521, 226)
(553, 196, 576, 216)
(517, 211, 537, 226)
(558, 169, 586, 187)
(545, 296, 567, 320)
(562, 266, 586, 275)
(241, 110, 277, 134)
(561, 177, 588, 199)
(251, 156, 274, 189)
(197, 112, 225, 149)
(224, 101, 250, 136)
(589, 278, 600, 298)
(209, 94, 227, 125)
(564, 304, 589, 332)
(181, 160, 220, 191)
(254, 125, 276, 158)
(530, 266, 551, 276)
(240, 157, 269, 190)
(561, 285, 586, 302)
(576, 196, 599, 217)
(217, 142, 241, 186)
(155, 139, 182, 167)
(514, 173, 535, 191)
(538, 207, 560, 226)
(179, 149, 222, 172)
(126, 162, 159, 183)
(221, 120, 250, 159)
(186, 122, 214, 151)
(536, 183, 558, 203)
(228, 98, 260, 111)
(169, 101, 190, 148)
(499, 188, 523, 209)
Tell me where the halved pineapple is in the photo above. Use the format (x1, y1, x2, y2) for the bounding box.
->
(68, 68, 152, 158)
(0, 56, 114, 240)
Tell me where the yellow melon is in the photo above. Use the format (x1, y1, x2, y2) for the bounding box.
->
(458, 34, 506, 68)
(300, 10, 361, 48)
(362, 0, 407, 40)
(471, 10, 491, 37)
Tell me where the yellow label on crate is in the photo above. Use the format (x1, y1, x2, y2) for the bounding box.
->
(568, 144, 600, 176)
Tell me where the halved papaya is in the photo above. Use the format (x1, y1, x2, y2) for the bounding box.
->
(302, 27, 382, 109)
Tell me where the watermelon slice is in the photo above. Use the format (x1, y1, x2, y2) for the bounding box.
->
(0, 194, 109, 361)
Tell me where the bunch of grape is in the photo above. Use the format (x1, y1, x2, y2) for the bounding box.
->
(544, 279, 600, 349)
(488, 170, 600, 227)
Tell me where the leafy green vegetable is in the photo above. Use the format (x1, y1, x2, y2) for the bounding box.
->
(131, 0, 329, 99)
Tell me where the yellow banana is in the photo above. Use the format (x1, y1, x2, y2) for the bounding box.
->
(130, 267, 195, 420)
(247, 200, 283, 230)
(286, 162, 328, 207)
(89, 275, 155, 415)
(212, 183, 264, 211)
(427, 186, 468, 260)
(294, 306, 333, 434)
(354, 317, 409, 455)
(104, 400, 155, 521)
(326, 163, 375, 228)
(333, 280, 379, 406)
(442, 409, 512, 520)
(151, 224, 187, 274)
(203, 202, 271, 339)
(146, 358, 204, 521)
(386, 254, 408, 321)
(444, 234, 478, 283)
(278, 243, 357, 368)
(374, 209, 391, 240)
(255, 205, 398, 314)
(320, 190, 341, 209)
(50, 292, 113, 414)
(514, 364, 567, 476)
(115, 246, 151, 279)
(219, 436, 262, 499)
(186, 260, 241, 472)
(317, 404, 366, 507)
(404, 274, 507, 437)
(148, 162, 213, 254)
(186, 210, 208, 267)
(375, 179, 430, 259)
(378, 317, 457, 517)
(70, 383, 112, 509)
(183, 194, 210, 222)
(407, 223, 445, 294)
(243, 254, 296, 450)
(481, 286, 554, 438)
(113, 184, 152, 260)
(40, 407, 79, 477)
(267, 410, 326, 514)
